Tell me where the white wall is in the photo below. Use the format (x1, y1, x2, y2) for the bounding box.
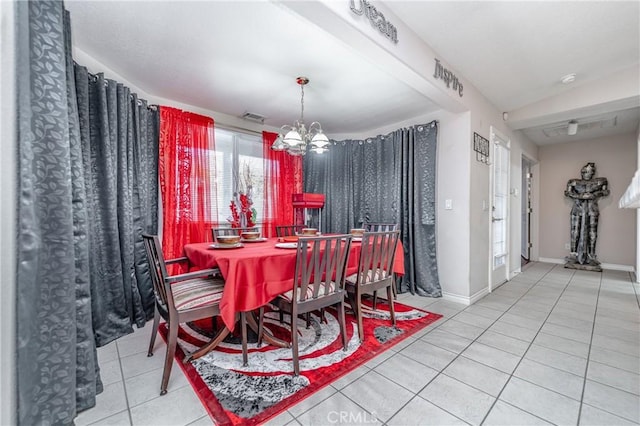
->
(467, 99, 539, 300)
(74, 0, 543, 304)
(436, 110, 473, 299)
(538, 133, 637, 268)
(1, 0, 17, 424)
(456, 64, 539, 300)
(289, 0, 542, 301)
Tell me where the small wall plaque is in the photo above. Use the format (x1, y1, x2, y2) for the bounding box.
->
(473, 132, 490, 164)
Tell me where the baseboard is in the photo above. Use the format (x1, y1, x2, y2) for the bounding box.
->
(600, 263, 635, 272)
(538, 257, 634, 272)
(443, 287, 489, 306)
(538, 257, 565, 265)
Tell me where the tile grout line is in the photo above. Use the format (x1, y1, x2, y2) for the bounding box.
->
(87, 341, 134, 426)
(336, 298, 481, 425)
(631, 270, 640, 309)
(266, 266, 630, 426)
(288, 267, 603, 425)
(118, 340, 135, 426)
(576, 270, 603, 426)
(385, 264, 560, 425)
(478, 264, 579, 425)
(312, 303, 468, 425)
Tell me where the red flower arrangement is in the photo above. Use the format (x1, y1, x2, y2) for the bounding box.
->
(227, 163, 257, 228)
(228, 193, 256, 228)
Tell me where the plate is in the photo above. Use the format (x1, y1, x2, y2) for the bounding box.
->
(280, 236, 299, 243)
(209, 243, 244, 249)
(275, 242, 298, 249)
(342, 237, 362, 242)
(240, 237, 268, 243)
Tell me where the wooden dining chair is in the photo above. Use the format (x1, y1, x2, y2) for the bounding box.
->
(142, 234, 226, 395)
(363, 223, 400, 305)
(275, 224, 304, 237)
(212, 226, 259, 241)
(345, 230, 401, 342)
(257, 234, 352, 375)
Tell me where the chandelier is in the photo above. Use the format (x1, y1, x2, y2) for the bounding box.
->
(271, 77, 329, 156)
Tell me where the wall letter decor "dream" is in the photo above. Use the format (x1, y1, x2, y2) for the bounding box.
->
(350, 0, 398, 44)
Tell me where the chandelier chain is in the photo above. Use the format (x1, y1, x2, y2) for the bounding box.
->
(300, 84, 305, 123)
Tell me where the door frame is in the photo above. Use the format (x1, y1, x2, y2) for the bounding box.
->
(521, 156, 534, 263)
(489, 126, 511, 292)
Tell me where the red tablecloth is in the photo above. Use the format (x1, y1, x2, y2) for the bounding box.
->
(183, 237, 404, 331)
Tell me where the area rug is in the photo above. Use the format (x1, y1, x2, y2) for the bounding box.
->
(159, 299, 442, 425)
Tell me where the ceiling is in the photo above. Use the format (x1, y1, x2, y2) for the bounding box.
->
(65, 1, 640, 145)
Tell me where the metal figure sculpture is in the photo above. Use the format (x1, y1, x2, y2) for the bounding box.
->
(564, 163, 609, 271)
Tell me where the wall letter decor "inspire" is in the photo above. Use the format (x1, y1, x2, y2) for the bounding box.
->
(434, 59, 463, 97)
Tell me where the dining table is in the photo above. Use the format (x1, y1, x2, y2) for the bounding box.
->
(182, 235, 404, 358)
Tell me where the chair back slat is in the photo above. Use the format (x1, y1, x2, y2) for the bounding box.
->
(276, 225, 304, 237)
(293, 235, 352, 304)
(357, 230, 400, 286)
(142, 233, 173, 308)
(364, 222, 399, 232)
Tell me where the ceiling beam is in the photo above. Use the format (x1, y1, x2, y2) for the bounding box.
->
(276, 0, 468, 114)
(506, 66, 640, 130)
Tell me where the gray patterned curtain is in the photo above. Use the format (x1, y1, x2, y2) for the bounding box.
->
(16, 1, 159, 423)
(74, 66, 159, 344)
(304, 121, 441, 296)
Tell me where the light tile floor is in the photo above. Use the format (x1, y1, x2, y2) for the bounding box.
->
(75, 263, 640, 425)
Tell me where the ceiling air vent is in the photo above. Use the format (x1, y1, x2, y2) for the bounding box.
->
(241, 112, 266, 124)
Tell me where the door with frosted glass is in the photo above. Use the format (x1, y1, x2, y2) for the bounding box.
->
(490, 130, 510, 290)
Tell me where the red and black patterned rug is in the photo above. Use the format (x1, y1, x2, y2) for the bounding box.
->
(159, 299, 442, 425)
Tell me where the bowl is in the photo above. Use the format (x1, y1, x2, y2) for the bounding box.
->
(350, 228, 365, 237)
(241, 231, 260, 240)
(216, 235, 241, 245)
(301, 228, 318, 236)
(282, 235, 299, 243)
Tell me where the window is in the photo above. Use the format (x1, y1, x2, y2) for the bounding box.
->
(213, 128, 265, 224)
(492, 138, 509, 269)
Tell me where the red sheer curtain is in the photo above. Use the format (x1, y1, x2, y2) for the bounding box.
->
(262, 131, 303, 237)
(159, 106, 218, 267)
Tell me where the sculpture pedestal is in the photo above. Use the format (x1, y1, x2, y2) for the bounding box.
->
(564, 261, 602, 272)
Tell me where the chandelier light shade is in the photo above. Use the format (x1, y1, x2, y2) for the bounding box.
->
(271, 77, 329, 156)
